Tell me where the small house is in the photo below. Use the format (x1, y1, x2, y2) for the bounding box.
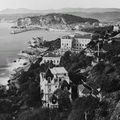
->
(40, 52, 61, 65)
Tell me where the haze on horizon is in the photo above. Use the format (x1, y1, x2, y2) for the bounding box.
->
(0, 0, 120, 11)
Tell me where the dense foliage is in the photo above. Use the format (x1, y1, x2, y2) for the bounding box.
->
(1, 26, 120, 120)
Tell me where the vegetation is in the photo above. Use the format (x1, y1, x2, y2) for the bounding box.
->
(43, 38, 61, 51)
(81, 25, 113, 33)
(1, 25, 120, 120)
(17, 13, 99, 27)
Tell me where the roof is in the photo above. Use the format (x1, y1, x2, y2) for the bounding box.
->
(78, 84, 91, 94)
(44, 52, 61, 57)
(49, 67, 68, 75)
(62, 35, 72, 39)
(112, 33, 120, 38)
(74, 34, 91, 39)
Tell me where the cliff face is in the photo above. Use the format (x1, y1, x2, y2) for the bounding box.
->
(16, 13, 99, 27)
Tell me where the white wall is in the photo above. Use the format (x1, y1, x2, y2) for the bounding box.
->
(40, 71, 70, 108)
(73, 38, 91, 49)
(41, 57, 61, 65)
(61, 38, 72, 49)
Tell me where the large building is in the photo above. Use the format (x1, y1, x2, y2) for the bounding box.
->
(72, 34, 91, 50)
(113, 25, 120, 31)
(40, 52, 61, 65)
(61, 35, 73, 50)
(40, 67, 70, 108)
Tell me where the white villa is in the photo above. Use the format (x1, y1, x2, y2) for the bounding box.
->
(40, 52, 61, 65)
(113, 25, 120, 31)
(61, 35, 73, 50)
(40, 67, 70, 108)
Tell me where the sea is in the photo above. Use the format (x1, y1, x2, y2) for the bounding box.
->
(0, 22, 72, 85)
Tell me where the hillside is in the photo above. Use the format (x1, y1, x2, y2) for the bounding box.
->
(68, 11, 120, 23)
(16, 13, 99, 27)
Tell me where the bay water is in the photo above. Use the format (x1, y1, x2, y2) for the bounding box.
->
(0, 23, 71, 85)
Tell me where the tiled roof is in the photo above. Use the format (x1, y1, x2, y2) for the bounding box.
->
(50, 67, 68, 75)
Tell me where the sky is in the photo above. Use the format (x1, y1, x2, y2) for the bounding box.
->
(0, 0, 120, 10)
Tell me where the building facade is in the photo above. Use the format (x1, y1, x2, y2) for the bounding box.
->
(41, 56, 61, 65)
(113, 25, 120, 31)
(61, 36, 73, 50)
(40, 67, 70, 108)
(72, 35, 91, 50)
(40, 52, 61, 65)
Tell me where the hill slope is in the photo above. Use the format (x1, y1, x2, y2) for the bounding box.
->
(17, 13, 99, 27)
(68, 11, 120, 23)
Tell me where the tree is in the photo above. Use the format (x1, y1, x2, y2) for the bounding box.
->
(17, 108, 49, 120)
(53, 89, 71, 112)
(68, 95, 99, 120)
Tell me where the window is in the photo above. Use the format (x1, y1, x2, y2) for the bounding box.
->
(48, 77, 51, 83)
(54, 78, 57, 83)
(59, 78, 61, 82)
(48, 85, 51, 92)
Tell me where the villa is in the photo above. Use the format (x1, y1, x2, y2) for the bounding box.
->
(61, 35, 73, 50)
(40, 67, 70, 108)
(40, 52, 61, 65)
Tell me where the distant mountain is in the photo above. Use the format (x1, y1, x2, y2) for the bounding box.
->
(1, 8, 120, 14)
(0, 8, 59, 14)
(67, 11, 120, 23)
(57, 8, 120, 23)
(57, 8, 120, 13)
(16, 13, 99, 27)
(1, 8, 120, 23)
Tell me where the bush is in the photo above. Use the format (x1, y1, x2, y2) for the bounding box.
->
(0, 114, 11, 120)
(17, 108, 49, 120)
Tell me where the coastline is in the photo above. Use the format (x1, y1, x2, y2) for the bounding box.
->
(0, 22, 73, 85)
(10, 27, 70, 34)
(0, 22, 88, 86)
(10, 27, 49, 34)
